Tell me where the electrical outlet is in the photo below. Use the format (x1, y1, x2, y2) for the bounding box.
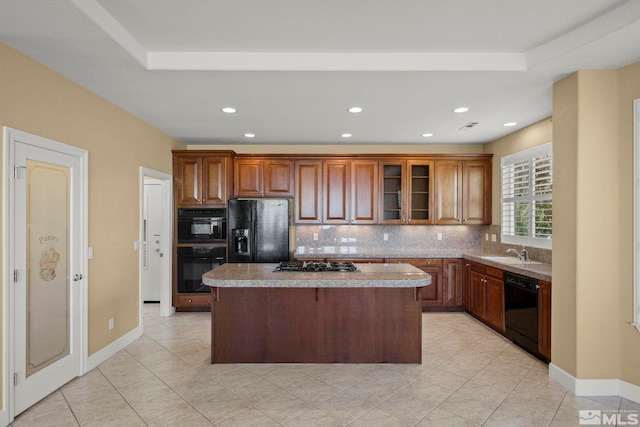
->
(383, 233, 388, 241)
(108, 318, 114, 330)
(437, 232, 443, 241)
(313, 233, 318, 241)
(88, 247, 93, 259)
(133, 241, 140, 251)
(491, 234, 497, 242)
(485, 233, 489, 241)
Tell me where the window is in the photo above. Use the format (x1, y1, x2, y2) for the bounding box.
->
(501, 143, 552, 249)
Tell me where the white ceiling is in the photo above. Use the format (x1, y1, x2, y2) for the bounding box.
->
(2, 0, 640, 145)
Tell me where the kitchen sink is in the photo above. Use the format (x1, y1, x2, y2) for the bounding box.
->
(480, 256, 542, 266)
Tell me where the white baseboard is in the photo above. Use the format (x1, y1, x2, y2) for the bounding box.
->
(550, 363, 640, 404)
(85, 325, 143, 372)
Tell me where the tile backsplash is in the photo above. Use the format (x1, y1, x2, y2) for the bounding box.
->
(295, 224, 483, 254)
(295, 223, 552, 264)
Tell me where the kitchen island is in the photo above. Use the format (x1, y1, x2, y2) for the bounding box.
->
(202, 262, 430, 364)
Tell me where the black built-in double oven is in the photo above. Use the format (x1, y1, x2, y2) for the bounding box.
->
(176, 208, 226, 293)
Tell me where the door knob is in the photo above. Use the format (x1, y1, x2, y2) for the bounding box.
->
(73, 273, 83, 281)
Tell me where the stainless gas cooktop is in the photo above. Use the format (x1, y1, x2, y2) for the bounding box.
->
(273, 261, 359, 272)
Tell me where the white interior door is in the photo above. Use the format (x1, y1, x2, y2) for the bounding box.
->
(142, 180, 163, 302)
(6, 128, 87, 417)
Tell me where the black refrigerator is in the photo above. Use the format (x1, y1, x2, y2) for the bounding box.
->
(227, 198, 291, 263)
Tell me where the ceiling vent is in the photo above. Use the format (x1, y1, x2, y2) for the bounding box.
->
(459, 122, 479, 130)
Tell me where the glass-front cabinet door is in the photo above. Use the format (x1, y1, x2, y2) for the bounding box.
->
(380, 160, 433, 224)
(407, 161, 433, 224)
(380, 161, 406, 224)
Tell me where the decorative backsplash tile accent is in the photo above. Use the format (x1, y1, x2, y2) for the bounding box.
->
(295, 225, 484, 254)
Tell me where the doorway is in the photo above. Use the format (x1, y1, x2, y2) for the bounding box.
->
(3, 127, 88, 421)
(139, 168, 173, 318)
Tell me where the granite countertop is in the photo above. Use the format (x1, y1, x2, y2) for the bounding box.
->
(203, 262, 432, 288)
(295, 248, 552, 282)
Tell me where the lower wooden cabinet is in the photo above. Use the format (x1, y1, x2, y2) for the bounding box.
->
(467, 262, 504, 331)
(174, 293, 211, 311)
(392, 258, 463, 311)
(484, 271, 504, 331)
(538, 280, 552, 361)
(443, 259, 463, 307)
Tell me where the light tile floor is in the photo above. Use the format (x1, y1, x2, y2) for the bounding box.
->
(12, 305, 640, 426)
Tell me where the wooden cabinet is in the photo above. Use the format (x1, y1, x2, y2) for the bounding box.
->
(391, 258, 464, 310)
(434, 160, 463, 224)
(462, 160, 492, 224)
(462, 260, 471, 309)
(380, 160, 433, 224)
(351, 160, 379, 224)
(175, 293, 211, 309)
(322, 159, 378, 224)
(323, 160, 350, 223)
(380, 161, 405, 223)
(294, 160, 322, 223)
(434, 159, 491, 225)
(467, 262, 504, 331)
(484, 271, 504, 331)
(469, 269, 486, 318)
(173, 152, 233, 206)
(538, 280, 551, 361)
(234, 158, 294, 197)
(443, 259, 463, 307)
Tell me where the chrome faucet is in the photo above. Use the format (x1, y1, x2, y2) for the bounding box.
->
(506, 245, 530, 262)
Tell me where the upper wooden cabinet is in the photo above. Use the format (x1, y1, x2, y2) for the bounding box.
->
(321, 159, 379, 224)
(380, 160, 433, 224)
(350, 160, 378, 224)
(173, 151, 233, 206)
(434, 159, 491, 225)
(234, 158, 294, 198)
(295, 160, 322, 223)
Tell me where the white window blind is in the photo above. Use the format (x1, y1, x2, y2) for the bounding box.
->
(501, 143, 552, 248)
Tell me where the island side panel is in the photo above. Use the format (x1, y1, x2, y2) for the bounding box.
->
(374, 287, 422, 363)
(211, 287, 318, 363)
(211, 286, 422, 364)
(317, 287, 377, 363)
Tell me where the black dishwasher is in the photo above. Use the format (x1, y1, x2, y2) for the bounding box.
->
(504, 271, 539, 356)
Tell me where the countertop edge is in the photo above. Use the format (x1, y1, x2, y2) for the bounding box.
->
(202, 263, 433, 288)
(295, 251, 552, 282)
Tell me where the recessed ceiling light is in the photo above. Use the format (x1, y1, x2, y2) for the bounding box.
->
(341, 133, 352, 138)
(221, 107, 237, 114)
(504, 122, 518, 127)
(244, 133, 255, 138)
(453, 107, 469, 113)
(421, 133, 434, 138)
(348, 107, 363, 113)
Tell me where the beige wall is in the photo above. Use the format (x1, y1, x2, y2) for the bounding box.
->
(553, 64, 640, 385)
(615, 61, 640, 386)
(551, 73, 579, 376)
(483, 118, 553, 225)
(0, 41, 185, 408)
